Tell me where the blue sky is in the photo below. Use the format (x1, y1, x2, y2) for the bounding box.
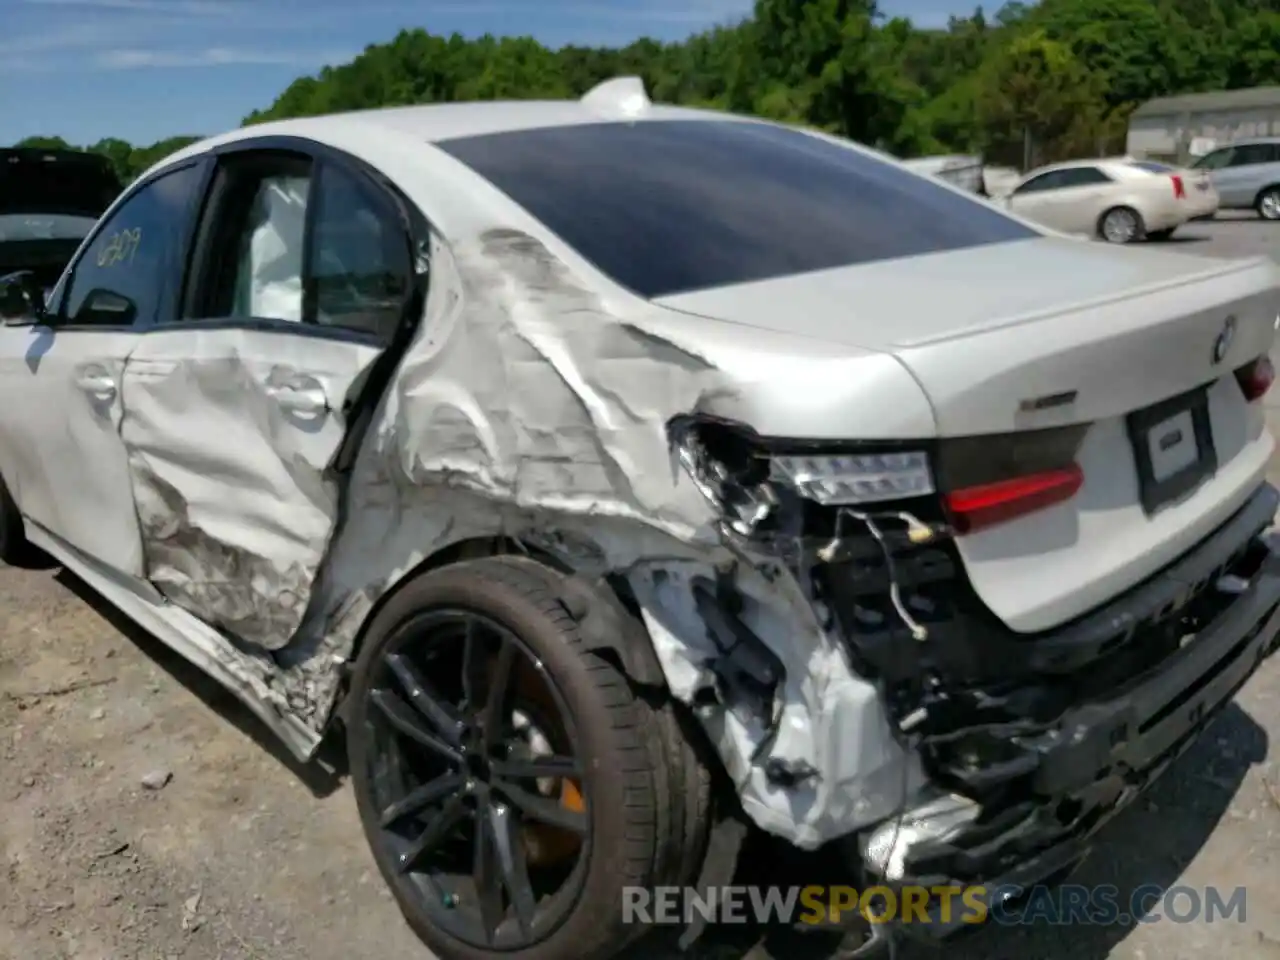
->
(0, 0, 972, 146)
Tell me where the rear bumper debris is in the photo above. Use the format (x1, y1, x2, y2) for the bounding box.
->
(854, 486, 1280, 937)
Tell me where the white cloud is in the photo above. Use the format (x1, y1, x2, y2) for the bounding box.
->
(0, 56, 52, 74)
(94, 47, 353, 69)
(0, 20, 137, 55)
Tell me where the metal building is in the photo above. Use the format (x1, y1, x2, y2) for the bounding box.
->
(1127, 86, 1280, 163)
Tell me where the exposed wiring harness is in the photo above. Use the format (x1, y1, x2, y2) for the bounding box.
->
(818, 508, 941, 642)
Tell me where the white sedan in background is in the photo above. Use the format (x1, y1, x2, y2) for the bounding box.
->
(998, 158, 1201, 243)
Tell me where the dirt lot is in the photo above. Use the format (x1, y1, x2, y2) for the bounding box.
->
(3, 216, 1280, 960)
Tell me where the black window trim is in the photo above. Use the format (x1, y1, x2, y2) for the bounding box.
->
(167, 134, 425, 350)
(45, 156, 210, 333)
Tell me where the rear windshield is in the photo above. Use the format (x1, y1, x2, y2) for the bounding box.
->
(437, 120, 1036, 299)
(1130, 160, 1174, 173)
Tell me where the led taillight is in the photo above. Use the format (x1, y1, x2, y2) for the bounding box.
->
(1171, 174, 1185, 199)
(1236, 355, 1275, 402)
(944, 464, 1083, 535)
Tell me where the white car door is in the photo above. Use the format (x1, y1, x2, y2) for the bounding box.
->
(0, 161, 206, 585)
(1047, 166, 1120, 235)
(116, 144, 421, 650)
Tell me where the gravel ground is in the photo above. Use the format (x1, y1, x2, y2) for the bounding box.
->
(2, 214, 1280, 960)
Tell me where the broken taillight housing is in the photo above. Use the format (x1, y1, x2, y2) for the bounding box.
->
(668, 417, 935, 535)
(671, 417, 1093, 536)
(769, 451, 934, 505)
(1235, 354, 1275, 403)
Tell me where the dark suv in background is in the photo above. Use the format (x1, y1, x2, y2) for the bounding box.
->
(0, 148, 123, 296)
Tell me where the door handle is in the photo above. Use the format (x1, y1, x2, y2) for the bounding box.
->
(266, 380, 329, 415)
(74, 372, 117, 400)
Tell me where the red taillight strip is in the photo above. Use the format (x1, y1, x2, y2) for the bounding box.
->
(1171, 174, 1185, 199)
(1235, 355, 1275, 403)
(944, 464, 1083, 535)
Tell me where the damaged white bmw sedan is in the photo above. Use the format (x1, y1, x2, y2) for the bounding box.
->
(2, 76, 1280, 959)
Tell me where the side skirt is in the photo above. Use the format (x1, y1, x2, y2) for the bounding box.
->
(24, 517, 322, 761)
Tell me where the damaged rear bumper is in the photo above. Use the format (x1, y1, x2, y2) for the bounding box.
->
(856, 486, 1280, 937)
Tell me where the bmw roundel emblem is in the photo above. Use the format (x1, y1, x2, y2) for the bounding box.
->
(1213, 316, 1236, 364)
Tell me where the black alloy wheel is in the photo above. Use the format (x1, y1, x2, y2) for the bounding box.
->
(347, 556, 713, 960)
(360, 607, 590, 950)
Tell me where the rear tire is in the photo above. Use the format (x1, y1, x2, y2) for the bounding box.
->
(1257, 186, 1280, 221)
(1099, 206, 1145, 243)
(346, 555, 711, 960)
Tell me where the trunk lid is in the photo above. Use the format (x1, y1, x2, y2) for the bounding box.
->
(657, 237, 1280, 632)
(656, 237, 1279, 435)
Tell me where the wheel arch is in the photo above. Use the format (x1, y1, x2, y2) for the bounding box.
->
(339, 534, 669, 704)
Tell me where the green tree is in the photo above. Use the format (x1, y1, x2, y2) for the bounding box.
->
(89, 137, 135, 181)
(977, 28, 1108, 166)
(17, 0, 1280, 170)
(13, 136, 73, 150)
(1031, 0, 1202, 109)
(1229, 10, 1280, 88)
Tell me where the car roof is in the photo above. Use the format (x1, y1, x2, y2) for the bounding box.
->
(1024, 158, 1117, 175)
(245, 99, 734, 144)
(1018, 158, 1132, 182)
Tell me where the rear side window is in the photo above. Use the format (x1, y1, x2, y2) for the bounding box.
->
(438, 120, 1036, 299)
(190, 153, 411, 342)
(1231, 143, 1280, 166)
(1130, 161, 1173, 173)
(310, 164, 412, 340)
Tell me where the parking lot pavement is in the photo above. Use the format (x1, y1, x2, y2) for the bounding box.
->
(1169, 212, 1280, 264)
(2, 219, 1280, 960)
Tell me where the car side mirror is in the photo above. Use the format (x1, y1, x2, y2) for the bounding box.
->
(0, 271, 47, 326)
